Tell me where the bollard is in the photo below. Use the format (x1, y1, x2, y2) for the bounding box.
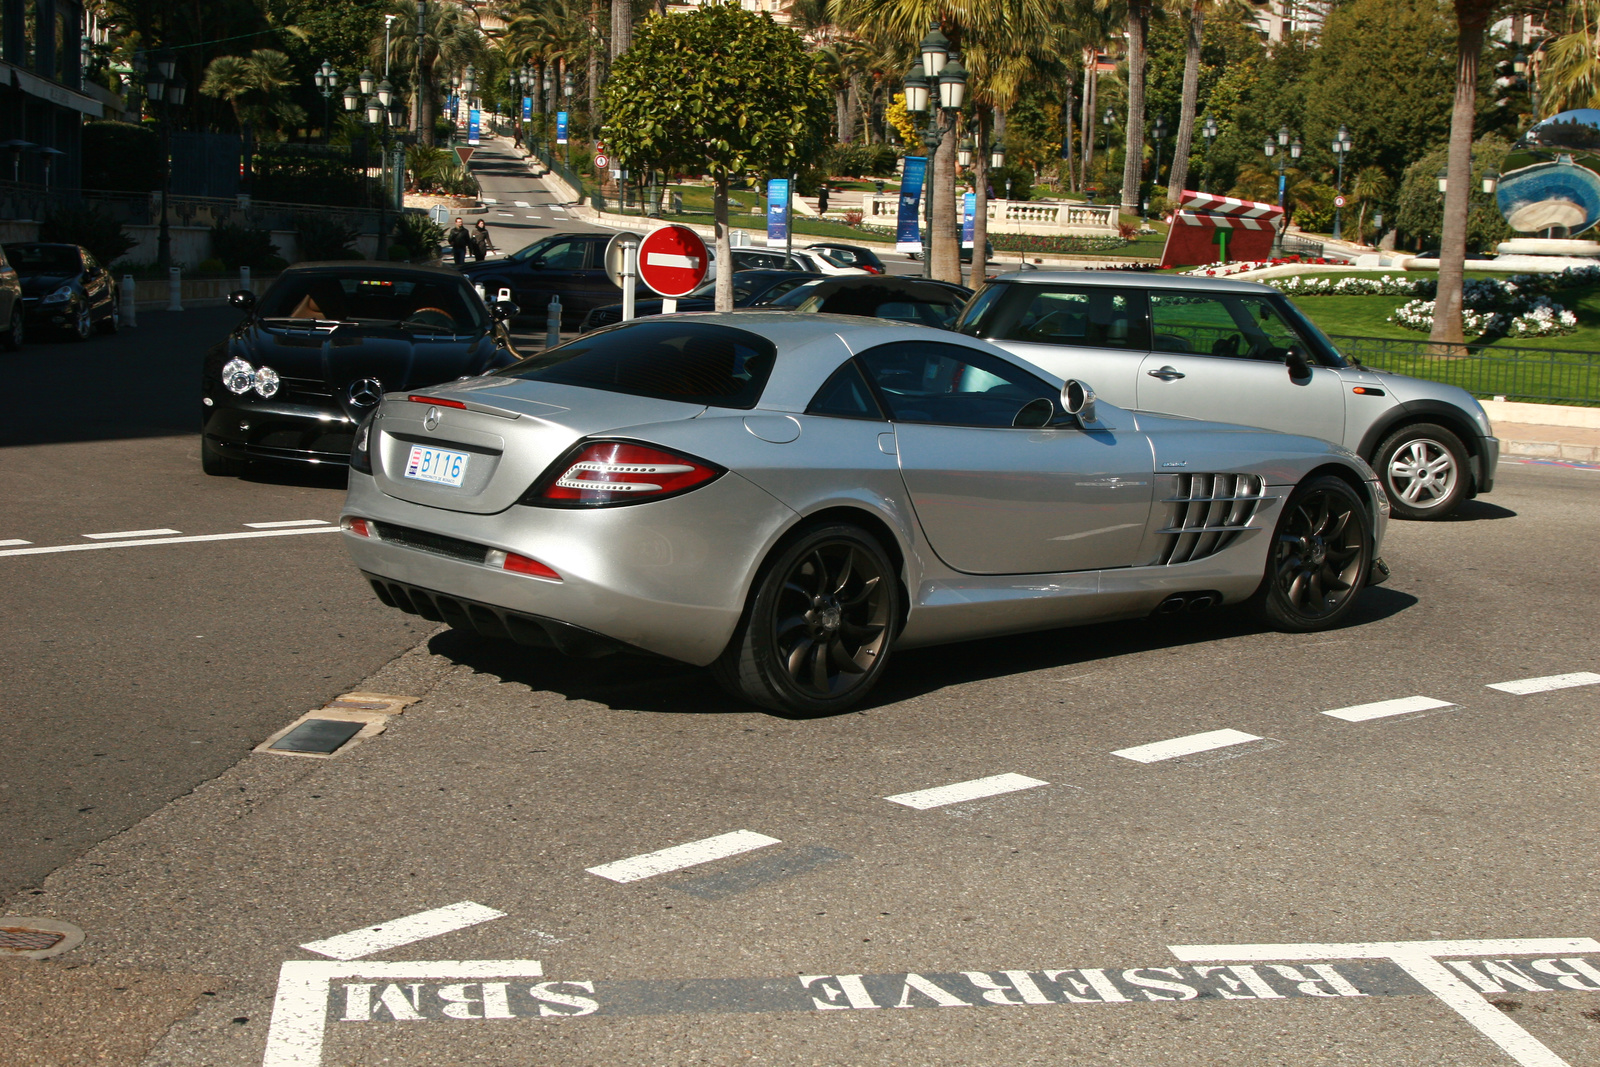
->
(545, 294, 561, 348)
(473, 282, 486, 302)
(239, 265, 251, 293)
(167, 267, 183, 312)
(121, 274, 137, 328)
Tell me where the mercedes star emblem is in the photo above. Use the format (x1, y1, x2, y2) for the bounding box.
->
(424, 407, 441, 432)
(347, 378, 384, 409)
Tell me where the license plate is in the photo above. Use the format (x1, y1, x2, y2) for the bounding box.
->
(403, 445, 470, 487)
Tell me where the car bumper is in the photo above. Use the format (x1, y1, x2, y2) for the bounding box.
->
(1476, 435, 1499, 494)
(340, 469, 800, 665)
(22, 299, 76, 327)
(202, 394, 358, 465)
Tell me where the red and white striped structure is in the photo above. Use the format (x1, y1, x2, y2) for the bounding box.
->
(1160, 190, 1284, 268)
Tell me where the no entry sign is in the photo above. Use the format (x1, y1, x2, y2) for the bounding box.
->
(637, 225, 709, 298)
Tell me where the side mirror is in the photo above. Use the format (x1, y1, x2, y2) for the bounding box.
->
(1061, 379, 1097, 425)
(1285, 347, 1312, 380)
(228, 290, 256, 312)
(491, 299, 520, 321)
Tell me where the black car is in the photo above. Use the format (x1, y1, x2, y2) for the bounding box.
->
(579, 270, 821, 331)
(200, 263, 519, 475)
(907, 240, 995, 264)
(761, 275, 972, 328)
(10, 242, 118, 340)
(805, 242, 888, 274)
(459, 232, 646, 330)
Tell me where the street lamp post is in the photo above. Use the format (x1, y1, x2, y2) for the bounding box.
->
(346, 77, 397, 258)
(413, 1, 426, 139)
(1263, 127, 1301, 254)
(1331, 123, 1353, 240)
(562, 70, 573, 167)
(1100, 106, 1115, 200)
(145, 51, 186, 272)
(1148, 114, 1168, 220)
(1200, 114, 1218, 194)
(313, 60, 338, 140)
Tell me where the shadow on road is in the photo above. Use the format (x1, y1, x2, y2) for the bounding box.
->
(1439, 499, 1517, 521)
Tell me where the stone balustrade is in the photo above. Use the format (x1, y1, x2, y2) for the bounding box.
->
(859, 194, 1118, 236)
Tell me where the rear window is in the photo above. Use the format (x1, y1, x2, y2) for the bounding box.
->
(497, 320, 777, 409)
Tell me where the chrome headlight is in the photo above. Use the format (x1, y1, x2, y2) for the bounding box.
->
(253, 365, 280, 398)
(222, 358, 255, 395)
(41, 284, 74, 304)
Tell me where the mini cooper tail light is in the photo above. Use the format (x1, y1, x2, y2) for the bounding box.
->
(523, 441, 723, 507)
(484, 548, 562, 581)
(340, 516, 374, 537)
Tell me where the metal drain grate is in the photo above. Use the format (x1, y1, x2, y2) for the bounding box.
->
(269, 718, 366, 755)
(0, 926, 65, 952)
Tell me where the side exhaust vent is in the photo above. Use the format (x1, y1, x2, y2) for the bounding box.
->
(1158, 473, 1274, 565)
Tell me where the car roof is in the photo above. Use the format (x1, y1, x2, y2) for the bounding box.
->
(7, 242, 78, 250)
(807, 242, 877, 254)
(988, 269, 1279, 295)
(787, 275, 969, 298)
(278, 260, 469, 281)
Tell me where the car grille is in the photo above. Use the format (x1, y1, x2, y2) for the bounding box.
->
(280, 375, 336, 404)
(371, 522, 488, 565)
(1157, 473, 1273, 565)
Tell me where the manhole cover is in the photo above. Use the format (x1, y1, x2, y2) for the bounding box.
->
(0, 917, 84, 959)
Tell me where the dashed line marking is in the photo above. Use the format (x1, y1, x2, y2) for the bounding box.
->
(244, 519, 331, 529)
(0, 526, 342, 557)
(1322, 695, 1455, 722)
(884, 772, 1048, 810)
(525, 215, 539, 219)
(299, 901, 506, 961)
(586, 830, 780, 884)
(513, 200, 531, 207)
(0, 538, 30, 547)
(482, 198, 498, 204)
(497, 211, 514, 216)
(83, 527, 180, 540)
(1113, 728, 1262, 764)
(1487, 672, 1600, 695)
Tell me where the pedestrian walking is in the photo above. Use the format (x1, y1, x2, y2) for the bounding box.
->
(471, 219, 495, 262)
(445, 217, 470, 267)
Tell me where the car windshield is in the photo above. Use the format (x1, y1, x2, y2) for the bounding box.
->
(10, 246, 80, 273)
(256, 272, 486, 332)
(498, 320, 777, 409)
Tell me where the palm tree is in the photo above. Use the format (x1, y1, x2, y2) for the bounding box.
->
(1430, 0, 1498, 350)
(384, 0, 491, 146)
(200, 50, 307, 141)
(1539, 1, 1600, 115)
(1349, 165, 1391, 248)
(1094, 0, 1150, 218)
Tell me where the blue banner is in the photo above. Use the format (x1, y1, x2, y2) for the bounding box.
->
(448, 94, 459, 118)
(961, 191, 976, 248)
(522, 96, 532, 121)
(766, 178, 789, 247)
(896, 156, 927, 252)
(556, 111, 569, 145)
(468, 108, 481, 145)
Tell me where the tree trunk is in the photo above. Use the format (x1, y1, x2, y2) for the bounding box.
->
(1167, 0, 1203, 203)
(1430, 3, 1491, 350)
(1061, 72, 1076, 193)
(846, 73, 863, 144)
(929, 120, 960, 283)
(972, 106, 990, 286)
(420, 61, 437, 147)
(1121, 1, 1149, 218)
(835, 87, 848, 143)
(610, 0, 631, 61)
(1082, 57, 1095, 186)
(713, 174, 733, 311)
(588, 0, 602, 130)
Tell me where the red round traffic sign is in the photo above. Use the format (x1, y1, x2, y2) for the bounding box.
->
(593, 153, 610, 171)
(637, 225, 709, 298)
(1334, 195, 1346, 207)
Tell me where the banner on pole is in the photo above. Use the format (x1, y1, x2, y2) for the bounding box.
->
(896, 156, 927, 252)
(522, 97, 532, 121)
(766, 178, 790, 247)
(556, 112, 569, 145)
(961, 191, 976, 248)
(468, 108, 480, 145)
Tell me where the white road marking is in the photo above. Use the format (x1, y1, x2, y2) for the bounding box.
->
(0, 526, 340, 558)
(265, 959, 543, 1067)
(1487, 672, 1600, 695)
(1113, 728, 1262, 763)
(497, 211, 514, 216)
(244, 519, 331, 529)
(884, 772, 1048, 810)
(482, 198, 498, 204)
(1322, 695, 1455, 722)
(299, 901, 506, 961)
(586, 830, 780, 884)
(549, 205, 565, 212)
(0, 538, 30, 547)
(83, 527, 180, 539)
(513, 200, 531, 207)
(525, 214, 539, 219)
(1170, 938, 1600, 1067)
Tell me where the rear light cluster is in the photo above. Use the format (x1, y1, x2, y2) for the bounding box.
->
(523, 441, 722, 507)
(341, 516, 374, 537)
(485, 549, 561, 581)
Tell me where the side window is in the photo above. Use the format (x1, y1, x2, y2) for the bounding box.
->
(857, 340, 1056, 428)
(1149, 292, 1310, 361)
(533, 240, 585, 269)
(758, 278, 808, 303)
(806, 360, 884, 420)
(1002, 286, 1147, 349)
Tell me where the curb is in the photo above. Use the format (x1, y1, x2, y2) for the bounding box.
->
(1500, 438, 1600, 462)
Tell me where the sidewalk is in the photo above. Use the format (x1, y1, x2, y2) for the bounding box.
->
(1494, 420, 1600, 463)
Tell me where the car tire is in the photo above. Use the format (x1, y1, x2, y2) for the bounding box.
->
(712, 523, 899, 715)
(2, 309, 21, 351)
(69, 303, 92, 342)
(201, 436, 245, 477)
(1373, 422, 1469, 521)
(97, 295, 119, 334)
(1251, 475, 1372, 633)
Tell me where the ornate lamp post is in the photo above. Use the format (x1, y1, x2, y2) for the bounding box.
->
(957, 138, 972, 168)
(1200, 114, 1218, 193)
(1100, 106, 1116, 200)
(1264, 127, 1301, 253)
(313, 60, 338, 140)
(1331, 123, 1353, 240)
(1148, 114, 1168, 219)
(145, 51, 186, 272)
(346, 78, 398, 258)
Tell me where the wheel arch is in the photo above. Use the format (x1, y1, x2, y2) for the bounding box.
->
(760, 503, 913, 637)
(1303, 460, 1380, 519)
(1357, 402, 1483, 466)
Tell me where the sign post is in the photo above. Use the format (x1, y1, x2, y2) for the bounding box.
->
(637, 224, 710, 315)
(468, 108, 480, 146)
(556, 112, 568, 145)
(896, 156, 927, 255)
(604, 232, 643, 321)
(766, 178, 789, 248)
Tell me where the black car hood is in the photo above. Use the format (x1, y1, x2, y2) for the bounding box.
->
(19, 273, 76, 294)
(235, 322, 501, 417)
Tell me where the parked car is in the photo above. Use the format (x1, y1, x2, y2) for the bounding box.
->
(341, 314, 1388, 714)
(731, 246, 866, 275)
(805, 242, 887, 274)
(908, 240, 995, 264)
(10, 243, 118, 340)
(580, 270, 822, 332)
(957, 271, 1498, 520)
(0, 242, 24, 350)
(762, 275, 972, 328)
(460, 232, 646, 330)
(200, 263, 519, 475)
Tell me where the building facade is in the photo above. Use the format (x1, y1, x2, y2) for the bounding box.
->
(0, 0, 99, 190)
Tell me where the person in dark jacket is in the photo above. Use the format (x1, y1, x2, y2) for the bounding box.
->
(471, 219, 495, 261)
(445, 218, 470, 266)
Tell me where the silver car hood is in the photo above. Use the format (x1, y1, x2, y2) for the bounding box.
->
(369, 377, 706, 514)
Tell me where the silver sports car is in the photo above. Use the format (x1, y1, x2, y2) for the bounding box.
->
(340, 313, 1389, 714)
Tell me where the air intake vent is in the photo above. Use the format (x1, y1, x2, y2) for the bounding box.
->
(371, 522, 488, 565)
(1158, 473, 1272, 565)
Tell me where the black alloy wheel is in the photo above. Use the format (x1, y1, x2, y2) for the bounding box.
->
(2, 309, 21, 351)
(714, 524, 899, 714)
(97, 294, 119, 334)
(1252, 475, 1371, 633)
(70, 302, 92, 341)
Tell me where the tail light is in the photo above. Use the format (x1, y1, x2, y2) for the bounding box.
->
(340, 516, 374, 537)
(862, 265, 884, 274)
(485, 549, 561, 581)
(523, 441, 723, 507)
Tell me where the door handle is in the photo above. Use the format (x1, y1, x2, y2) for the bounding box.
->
(1147, 366, 1186, 381)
